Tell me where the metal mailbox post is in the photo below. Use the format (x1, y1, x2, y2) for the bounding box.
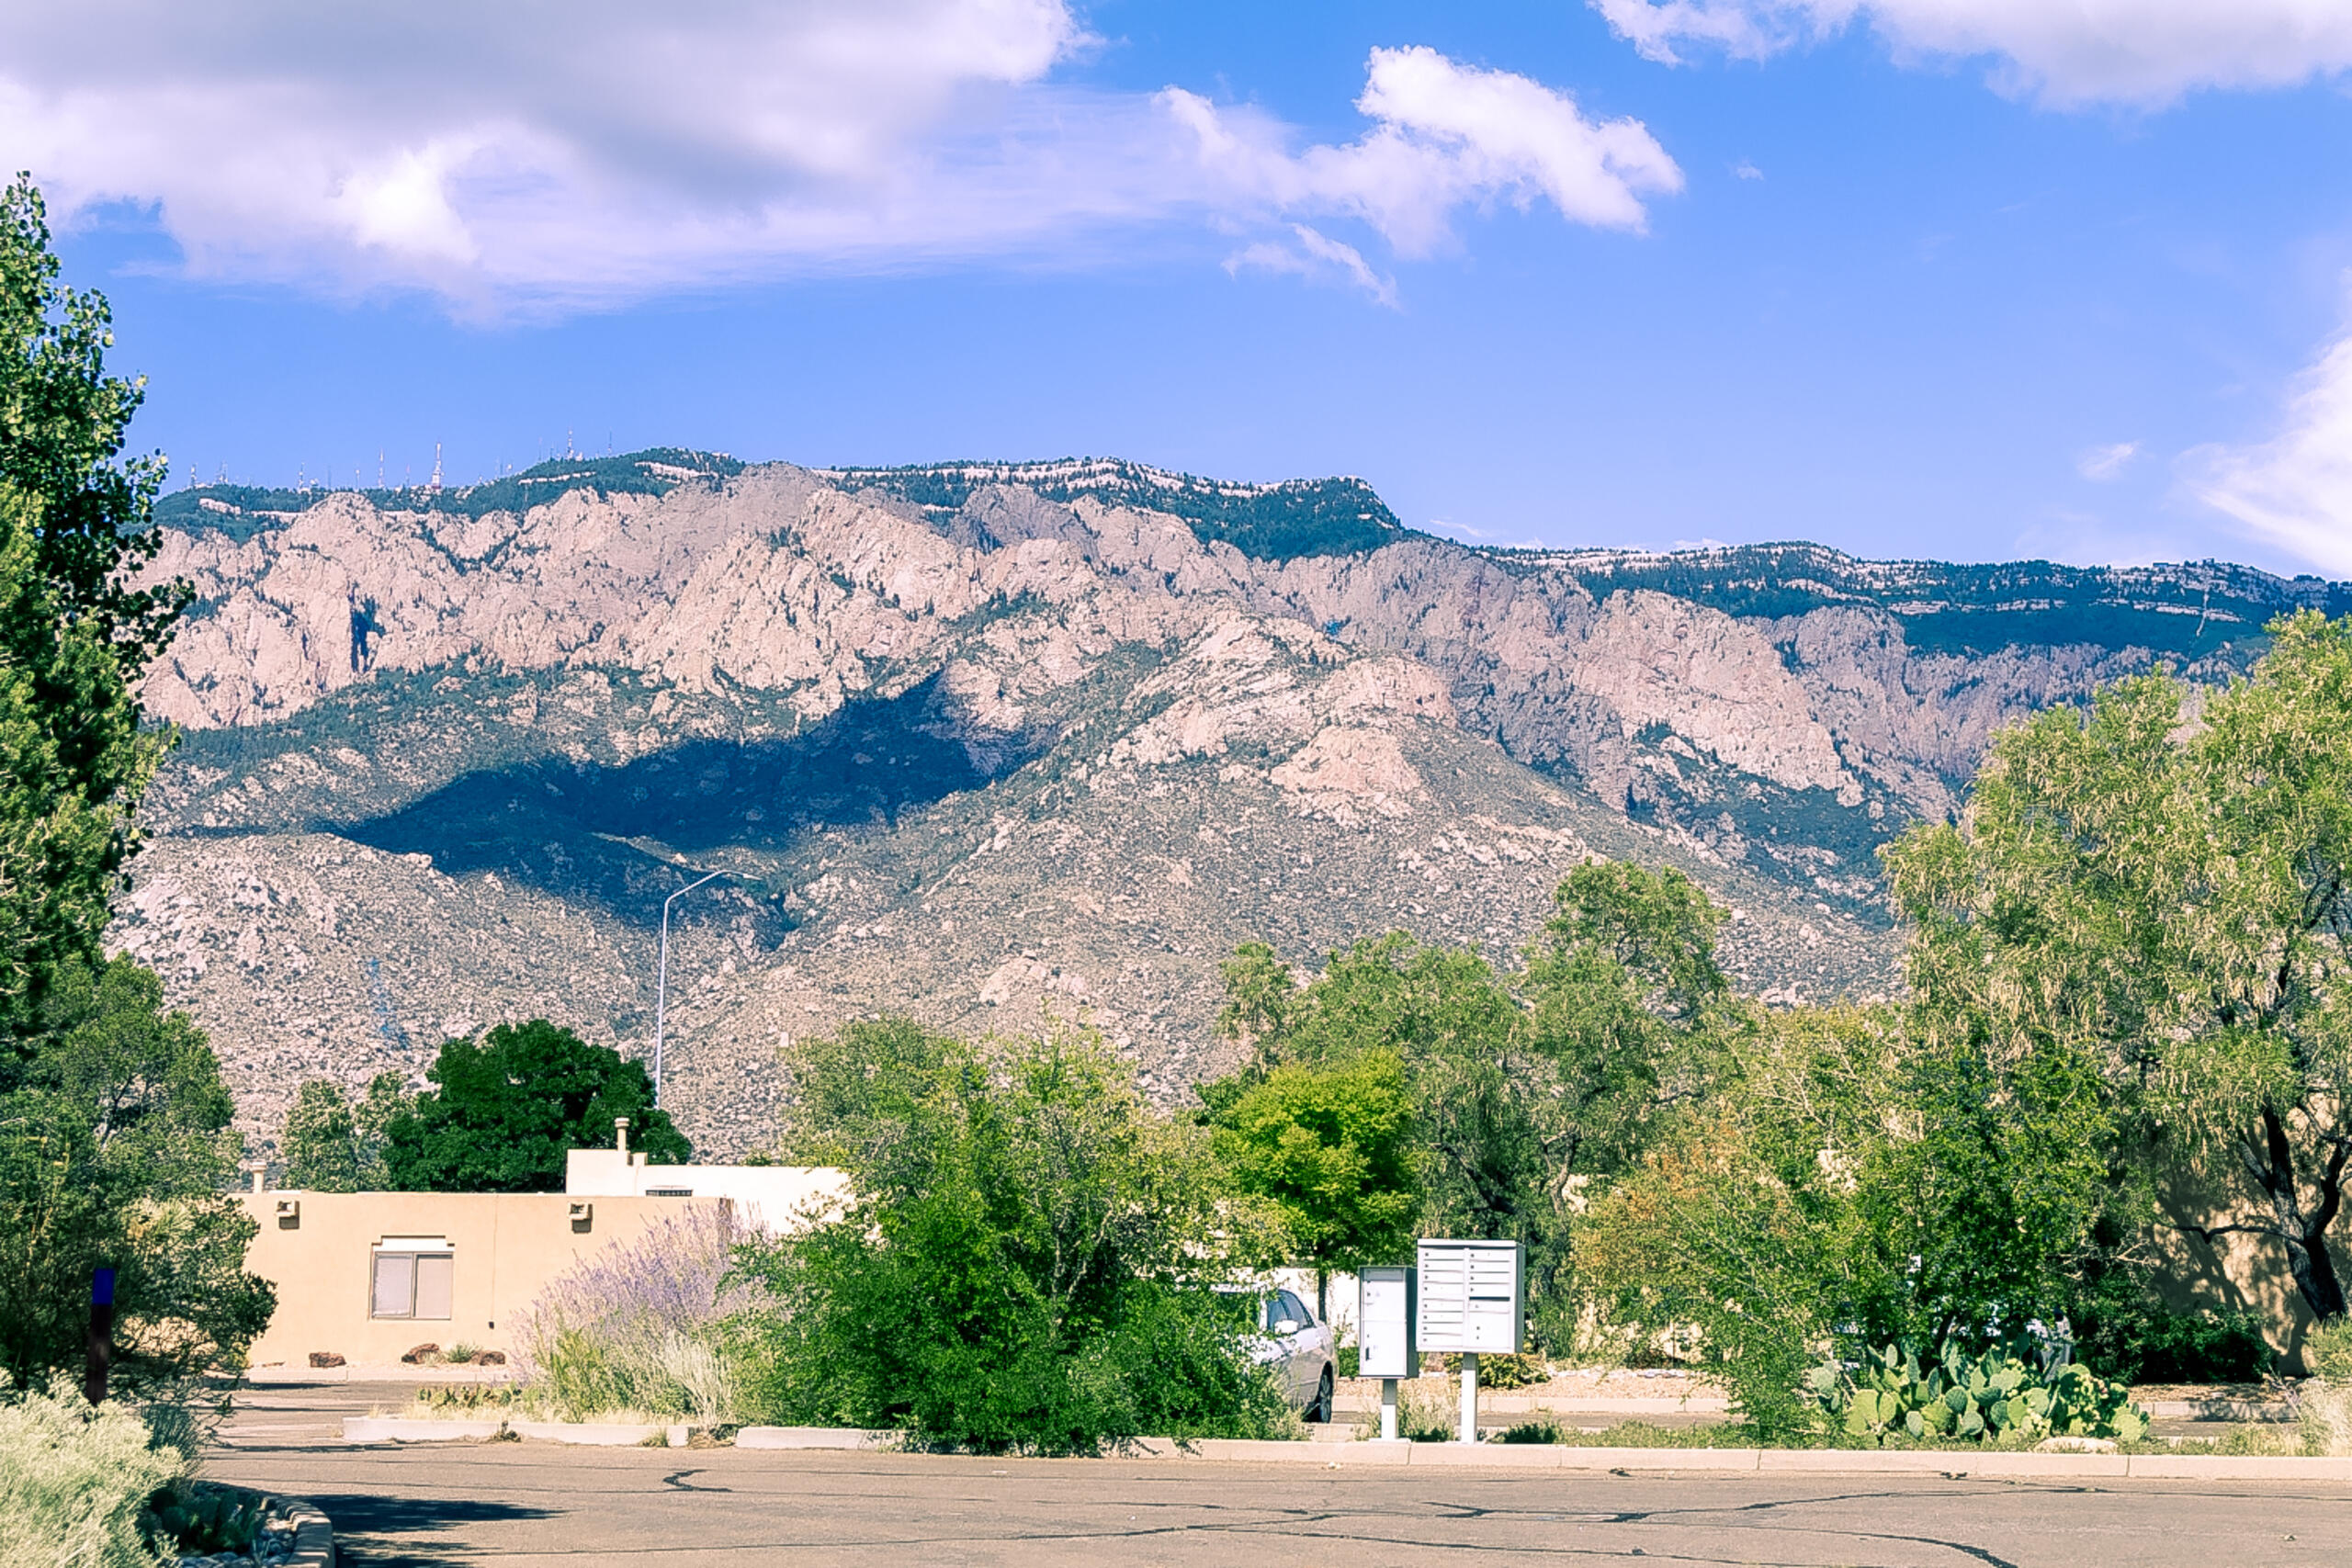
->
(1415, 1239, 1524, 1443)
(1356, 1265, 1417, 1441)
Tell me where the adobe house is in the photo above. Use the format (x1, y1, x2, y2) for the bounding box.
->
(234, 1122, 845, 1369)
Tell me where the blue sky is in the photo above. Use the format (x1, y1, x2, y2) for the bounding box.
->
(19, 0, 2352, 577)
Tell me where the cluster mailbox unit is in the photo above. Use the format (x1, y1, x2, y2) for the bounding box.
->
(1416, 1238, 1524, 1443)
(1356, 1265, 1418, 1440)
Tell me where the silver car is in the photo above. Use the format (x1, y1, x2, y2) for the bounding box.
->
(1220, 1284, 1336, 1422)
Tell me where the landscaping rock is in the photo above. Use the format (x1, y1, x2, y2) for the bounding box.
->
(400, 1343, 441, 1364)
(306, 1352, 344, 1369)
(472, 1349, 506, 1366)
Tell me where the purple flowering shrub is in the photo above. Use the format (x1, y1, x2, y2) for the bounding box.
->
(513, 1205, 766, 1422)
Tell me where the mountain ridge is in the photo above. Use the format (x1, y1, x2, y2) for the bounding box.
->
(116, 451, 2343, 1158)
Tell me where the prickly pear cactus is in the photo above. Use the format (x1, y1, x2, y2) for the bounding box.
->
(1804, 1337, 2148, 1446)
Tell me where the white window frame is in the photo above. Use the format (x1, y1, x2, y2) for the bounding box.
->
(369, 1239, 455, 1321)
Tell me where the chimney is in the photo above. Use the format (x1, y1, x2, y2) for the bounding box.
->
(249, 1167, 264, 1194)
(616, 1117, 630, 1155)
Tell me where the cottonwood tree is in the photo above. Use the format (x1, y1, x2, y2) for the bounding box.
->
(383, 1021, 687, 1192)
(1202, 1050, 1420, 1319)
(0, 175, 187, 1043)
(1212, 863, 1737, 1333)
(0, 177, 268, 1391)
(1887, 612, 2352, 1325)
(277, 1073, 409, 1191)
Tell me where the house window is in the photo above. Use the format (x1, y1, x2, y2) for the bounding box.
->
(370, 1242, 454, 1320)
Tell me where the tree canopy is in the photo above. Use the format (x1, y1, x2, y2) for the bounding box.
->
(0, 176, 187, 1042)
(0, 957, 273, 1390)
(1208, 862, 1736, 1335)
(0, 176, 269, 1394)
(1204, 1049, 1419, 1314)
(1886, 611, 2352, 1324)
(383, 1020, 688, 1192)
(277, 1073, 408, 1192)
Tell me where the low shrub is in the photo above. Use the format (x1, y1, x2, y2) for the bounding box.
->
(1806, 1339, 2148, 1446)
(1431, 1352, 1545, 1389)
(512, 1206, 757, 1424)
(0, 1376, 184, 1568)
(1496, 1415, 1565, 1444)
(1351, 1377, 1459, 1442)
(2071, 1298, 2276, 1385)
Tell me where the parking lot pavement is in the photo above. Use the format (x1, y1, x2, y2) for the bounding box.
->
(203, 1384, 2352, 1567)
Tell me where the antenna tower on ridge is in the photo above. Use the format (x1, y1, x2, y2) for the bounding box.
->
(429, 444, 444, 492)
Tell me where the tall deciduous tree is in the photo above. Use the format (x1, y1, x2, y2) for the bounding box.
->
(0, 175, 187, 1043)
(1886, 611, 2352, 1325)
(383, 1021, 688, 1192)
(277, 1073, 409, 1191)
(0, 177, 269, 1392)
(1212, 863, 1736, 1335)
(1204, 1050, 1419, 1318)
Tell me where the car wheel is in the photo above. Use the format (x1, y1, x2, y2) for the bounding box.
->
(1306, 1366, 1334, 1424)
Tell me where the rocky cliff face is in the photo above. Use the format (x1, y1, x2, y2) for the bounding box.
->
(121, 455, 2347, 1156)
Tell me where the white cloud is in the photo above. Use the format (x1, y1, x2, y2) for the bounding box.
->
(1590, 0, 2352, 107)
(2189, 322, 2352, 577)
(1731, 160, 1765, 180)
(0, 7, 1672, 314)
(1, 0, 1104, 311)
(1227, 226, 1399, 308)
(1162, 46, 1682, 255)
(2076, 441, 2139, 481)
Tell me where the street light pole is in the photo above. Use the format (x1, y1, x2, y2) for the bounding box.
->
(653, 869, 724, 1108)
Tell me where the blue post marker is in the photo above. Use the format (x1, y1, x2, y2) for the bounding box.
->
(85, 1267, 115, 1404)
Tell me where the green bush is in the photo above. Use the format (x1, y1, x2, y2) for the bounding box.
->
(2072, 1300, 2275, 1385)
(2304, 1319, 2352, 1382)
(1806, 1340, 2148, 1446)
(0, 1377, 182, 1568)
(741, 1026, 1292, 1453)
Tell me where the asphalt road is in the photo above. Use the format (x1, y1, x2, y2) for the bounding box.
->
(205, 1383, 2352, 1567)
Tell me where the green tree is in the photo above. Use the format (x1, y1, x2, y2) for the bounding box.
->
(1213, 863, 1737, 1338)
(1574, 1005, 1908, 1434)
(382, 1021, 687, 1192)
(1886, 611, 2352, 1326)
(739, 1024, 1285, 1451)
(0, 176, 187, 1043)
(0, 956, 274, 1390)
(1205, 1051, 1420, 1318)
(278, 1072, 409, 1191)
(775, 1015, 959, 1166)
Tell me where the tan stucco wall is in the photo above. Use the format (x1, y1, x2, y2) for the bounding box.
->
(233, 1190, 729, 1369)
(2149, 1168, 2351, 1374)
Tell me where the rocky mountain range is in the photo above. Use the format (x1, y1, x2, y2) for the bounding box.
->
(117, 452, 2351, 1157)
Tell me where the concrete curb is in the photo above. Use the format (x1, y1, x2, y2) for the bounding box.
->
(506, 1419, 677, 1448)
(735, 1426, 896, 1450)
(342, 1416, 700, 1446)
(282, 1495, 334, 1567)
(736, 1433, 2352, 1479)
(1336, 1393, 1729, 1416)
(1101, 1441, 2352, 1478)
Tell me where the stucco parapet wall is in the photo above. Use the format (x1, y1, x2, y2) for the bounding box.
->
(233, 1190, 738, 1368)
